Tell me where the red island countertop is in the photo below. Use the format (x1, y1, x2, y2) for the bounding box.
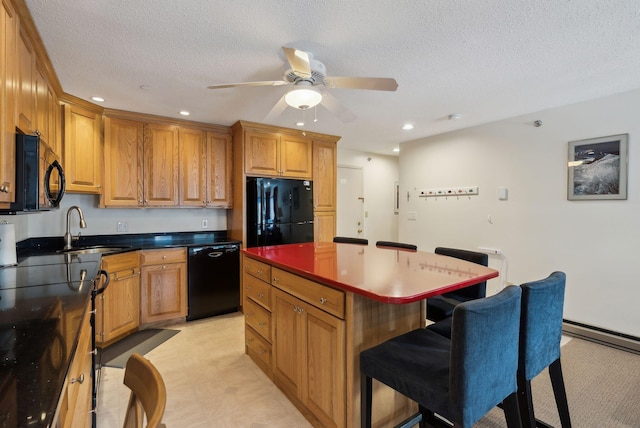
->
(242, 242, 499, 304)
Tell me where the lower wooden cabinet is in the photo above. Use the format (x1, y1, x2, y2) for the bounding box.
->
(243, 254, 346, 428)
(96, 251, 141, 347)
(57, 305, 93, 428)
(140, 248, 187, 324)
(272, 288, 345, 428)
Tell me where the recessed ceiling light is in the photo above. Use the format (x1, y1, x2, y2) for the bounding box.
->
(179, 111, 190, 116)
(296, 121, 305, 127)
(448, 113, 462, 120)
(91, 96, 104, 102)
(402, 123, 414, 130)
(392, 147, 400, 153)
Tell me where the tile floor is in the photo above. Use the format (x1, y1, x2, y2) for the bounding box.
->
(96, 312, 312, 427)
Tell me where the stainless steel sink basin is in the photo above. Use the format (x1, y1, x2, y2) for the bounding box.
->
(56, 245, 131, 255)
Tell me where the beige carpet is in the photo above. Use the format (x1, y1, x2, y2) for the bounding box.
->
(477, 337, 640, 427)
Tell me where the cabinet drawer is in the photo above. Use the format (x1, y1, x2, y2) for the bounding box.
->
(244, 298, 271, 342)
(140, 248, 186, 265)
(245, 325, 271, 371)
(101, 251, 139, 273)
(243, 273, 271, 310)
(244, 257, 271, 283)
(271, 268, 345, 319)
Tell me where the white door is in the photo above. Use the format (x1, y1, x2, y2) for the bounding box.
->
(337, 166, 365, 238)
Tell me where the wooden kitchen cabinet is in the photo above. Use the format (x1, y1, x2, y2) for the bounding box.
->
(143, 123, 179, 206)
(102, 116, 144, 207)
(96, 251, 141, 347)
(103, 113, 232, 208)
(178, 127, 233, 208)
(140, 248, 187, 324)
(16, 26, 34, 134)
(243, 257, 273, 376)
(62, 101, 102, 194)
(0, 0, 17, 206)
(57, 305, 93, 428)
(312, 139, 337, 212)
(244, 129, 312, 179)
(314, 211, 336, 244)
(272, 289, 345, 428)
(178, 126, 207, 206)
(228, 121, 340, 247)
(243, 257, 348, 427)
(271, 269, 346, 428)
(206, 131, 233, 207)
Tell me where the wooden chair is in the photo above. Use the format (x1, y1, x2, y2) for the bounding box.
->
(375, 241, 417, 251)
(122, 353, 167, 428)
(333, 236, 368, 245)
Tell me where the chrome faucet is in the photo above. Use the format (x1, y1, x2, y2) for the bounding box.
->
(64, 206, 87, 250)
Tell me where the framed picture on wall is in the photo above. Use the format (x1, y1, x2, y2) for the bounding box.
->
(567, 134, 628, 200)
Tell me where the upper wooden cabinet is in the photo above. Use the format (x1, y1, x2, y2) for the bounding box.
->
(102, 117, 144, 207)
(62, 101, 102, 194)
(244, 130, 312, 179)
(228, 121, 340, 247)
(312, 139, 337, 212)
(178, 127, 206, 207)
(102, 113, 232, 208)
(143, 123, 179, 206)
(16, 26, 34, 134)
(0, 0, 18, 206)
(206, 131, 233, 208)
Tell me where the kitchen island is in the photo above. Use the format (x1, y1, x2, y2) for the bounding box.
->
(242, 242, 498, 428)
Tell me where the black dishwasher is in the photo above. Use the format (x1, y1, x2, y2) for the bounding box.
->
(187, 242, 240, 321)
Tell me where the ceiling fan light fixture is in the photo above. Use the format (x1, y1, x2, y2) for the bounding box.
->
(285, 87, 322, 110)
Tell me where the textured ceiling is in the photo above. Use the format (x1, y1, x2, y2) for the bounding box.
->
(25, 0, 640, 155)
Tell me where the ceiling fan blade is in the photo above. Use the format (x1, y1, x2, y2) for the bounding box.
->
(320, 91, 357, 123)
(207, 80, 287, 89)
(282, 47, 311, 78)
(263, 94, 289, 123)
(323, 76, 398, 91)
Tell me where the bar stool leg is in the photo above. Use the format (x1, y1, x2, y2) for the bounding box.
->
(361, 374, 373, 428)
(517, 375, 536, 428)
(549, 359, 572, 428)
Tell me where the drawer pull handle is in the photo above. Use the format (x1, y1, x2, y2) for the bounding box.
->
(247, 337, 254, 343)
(256, 269, 262, 275)
(259, 322, 267, 327)
(258, 293, 264, 299)
(71, 374, 85, 384)
(246, 286, 252, 290)
(273, 277, 279, 283)
(320, 297, 327, 304)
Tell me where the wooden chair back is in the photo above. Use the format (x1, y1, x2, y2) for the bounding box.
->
(122, 353, 167, 428)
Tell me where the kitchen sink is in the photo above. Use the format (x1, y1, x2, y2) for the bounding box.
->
(56, 245, 132, 255)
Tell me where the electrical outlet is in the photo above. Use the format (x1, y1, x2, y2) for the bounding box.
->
(201, 219, 208, 229)
(478, 246, 502, 255)
(116, 221, 129, 233)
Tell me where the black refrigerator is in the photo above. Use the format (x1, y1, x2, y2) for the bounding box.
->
(246, 177, 314, 247)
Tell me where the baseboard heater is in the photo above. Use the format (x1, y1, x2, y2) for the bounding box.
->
(563, 319, 640, 354)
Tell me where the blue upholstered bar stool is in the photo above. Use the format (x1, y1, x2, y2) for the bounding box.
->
(426, 247, 489, 322)
(360, 285, 523, 428)
(518, 272, 571, 428)
(333, 236, 368, 245)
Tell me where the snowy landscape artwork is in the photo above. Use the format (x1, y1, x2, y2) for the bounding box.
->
(567, 134, 628, 200)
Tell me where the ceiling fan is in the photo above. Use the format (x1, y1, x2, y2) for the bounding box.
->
(207, 46, 398, 123)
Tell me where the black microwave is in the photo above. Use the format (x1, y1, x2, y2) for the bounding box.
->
(0, 133, 65, 214)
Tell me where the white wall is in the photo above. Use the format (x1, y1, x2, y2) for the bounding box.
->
(399, 89, 640, 337)
(337, 149, 399, 243)
(1, 193, 228, 241)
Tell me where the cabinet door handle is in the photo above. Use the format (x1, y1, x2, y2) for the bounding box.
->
(320, 297, 327, 305)
(71, 374, 85, 384)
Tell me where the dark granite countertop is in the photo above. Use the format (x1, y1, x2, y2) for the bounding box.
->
(3, 230, 234, 427)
